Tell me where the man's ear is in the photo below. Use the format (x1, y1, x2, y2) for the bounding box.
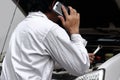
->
(49, 0, 56, 11)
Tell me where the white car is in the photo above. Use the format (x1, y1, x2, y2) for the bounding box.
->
(75, 53, 120, 80)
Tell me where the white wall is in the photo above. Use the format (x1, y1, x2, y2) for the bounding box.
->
(0, 0, 25, 56)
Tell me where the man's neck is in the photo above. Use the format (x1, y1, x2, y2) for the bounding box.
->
(45, 12, 59, 22)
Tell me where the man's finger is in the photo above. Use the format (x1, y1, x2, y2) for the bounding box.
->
(61, 5, 69, 18)
(58, 16, 65, 25)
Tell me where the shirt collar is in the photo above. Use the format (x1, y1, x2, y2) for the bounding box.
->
(27, 11, 48, 19)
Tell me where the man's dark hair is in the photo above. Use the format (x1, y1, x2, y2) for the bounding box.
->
(27, 0, 54, 13)
(16, 0, 68, 15)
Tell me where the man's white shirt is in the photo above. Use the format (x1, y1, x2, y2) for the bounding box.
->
(1, 11, 90, 80)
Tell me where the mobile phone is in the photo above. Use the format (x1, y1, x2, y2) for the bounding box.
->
(53, 1, 69, 16)
(93, 45, 102, 54)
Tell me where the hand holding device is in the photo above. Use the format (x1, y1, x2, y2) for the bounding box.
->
(53, 1, 69, 16)
(93, 45, 102, 54)
(53, 1, 80, 34)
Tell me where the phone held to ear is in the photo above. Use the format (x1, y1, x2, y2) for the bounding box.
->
(53, 1, 69, 16)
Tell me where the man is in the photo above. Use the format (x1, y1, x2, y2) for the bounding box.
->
(1, 0, 91, 80)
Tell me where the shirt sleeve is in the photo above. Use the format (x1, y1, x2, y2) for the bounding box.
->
(43, 26, 90, 76)
(71, 34, 87, 46)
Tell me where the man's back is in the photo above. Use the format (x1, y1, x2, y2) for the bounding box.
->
(1, 11, 59, 80)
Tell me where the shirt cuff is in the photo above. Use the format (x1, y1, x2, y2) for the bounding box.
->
(71, 34, 87, 46)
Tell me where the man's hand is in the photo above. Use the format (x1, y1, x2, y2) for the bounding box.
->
(58, 5, 80, 34)
(89, 53, 95, 64)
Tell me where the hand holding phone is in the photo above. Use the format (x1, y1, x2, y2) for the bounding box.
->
(53, 1, 80, 34)
(53, 1, 69, 16)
